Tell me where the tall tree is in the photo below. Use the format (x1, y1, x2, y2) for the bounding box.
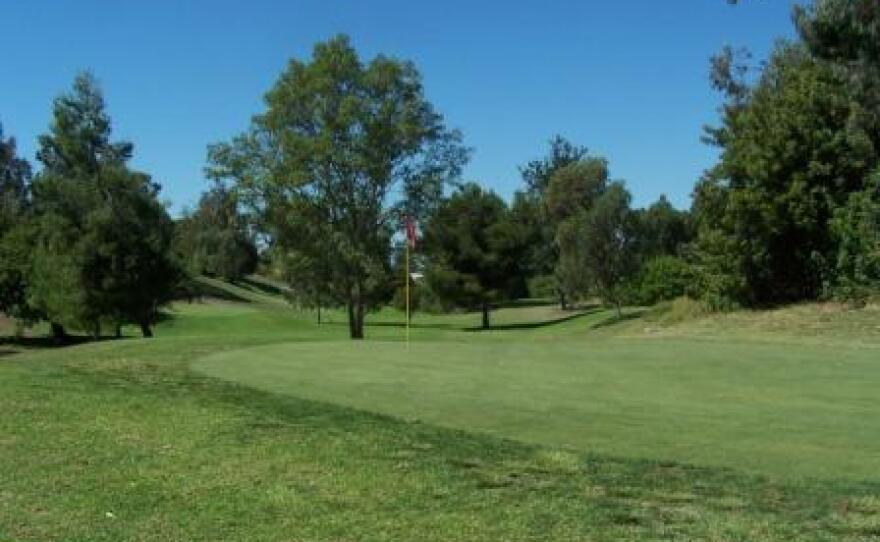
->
(693, 42, 877, 306)
(558, 182, 637, 316)
(520, 135, 590, 196)
(544, 157, 610, 308)
(29, 73, 180, 338)
(514, 137, 592, 302)
(423, 184, 527, 329)
(0, 124, 35, 321)
(0, 124, 31, 233)
(207, 35, 467, 339)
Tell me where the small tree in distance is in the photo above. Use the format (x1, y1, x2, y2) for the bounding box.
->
(423, 183, 527, 329)
(558, 182, 638, 317)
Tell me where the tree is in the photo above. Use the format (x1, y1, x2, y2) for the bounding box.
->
(520, 135, 590, 196)
(634, 195, 691, 259)
(558, 182, 637, 316)
(513, 136, 591, 287)
(544, 157, 610, 308)
(0, 126, 35, 321)
(0, 124, 31, 234)
(207, 35, 467, 339)
(423, 184, 527, 329)
(28, 73, 180, 338)
(692, 42, 877, 306)
(829, 172, 880, 301)
(176, 186, 258, 282)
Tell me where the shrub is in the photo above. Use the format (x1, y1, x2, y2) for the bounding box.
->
(628, 256, 695, 306)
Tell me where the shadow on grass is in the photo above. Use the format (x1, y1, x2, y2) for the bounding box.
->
(463, 307, 602, 332)
(0, 334, 122, 350)
(238, 276, 289, 298)
(345, 305, 603, 332)
(176, 277, 254, 304)
(589, 308, 648, 329)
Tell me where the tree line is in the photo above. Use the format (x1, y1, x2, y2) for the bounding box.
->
(2, 0, 878, 340)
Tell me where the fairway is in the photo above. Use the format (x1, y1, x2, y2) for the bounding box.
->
(194, 336, 880, 481)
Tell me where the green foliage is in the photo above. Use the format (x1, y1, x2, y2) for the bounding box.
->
(208, 35, 467, 339)
(527, 274, 557, 299)
(557, 182, 638, 314)
(693, 39, 879, 306)
(24, 73, 181, 337)
(627, 255, 696, 306)
(633, 195, 691, 259)
(175, 186, 258, 282)
(829, 173, 880, 302)
(423, 183, 528, 328)
(0, 124, 31, 234)
(543, 157, 609, 224)
(519, 135, 589, 196)
(0, 125, 35, 320)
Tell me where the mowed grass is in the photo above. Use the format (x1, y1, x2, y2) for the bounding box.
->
(2, 280, 880, 540)
(194, 338, 879, 480)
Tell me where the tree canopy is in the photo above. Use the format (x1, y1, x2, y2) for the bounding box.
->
(208, 35, 468, 339)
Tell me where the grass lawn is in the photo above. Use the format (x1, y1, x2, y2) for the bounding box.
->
(2, 279, 880, 540)
(194, 338, 879, 480)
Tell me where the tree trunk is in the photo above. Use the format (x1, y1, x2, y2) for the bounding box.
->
(615, 301, 623, 319)
(140, 322, 153, 338)
(558, 289, 568, 311)
(351, 301, 365, 339)
(317, 305, 321, 325)
(115, 324, 122, 339)
(50, 322, 67, 344)
(92, 322, 101, 340)
(481, 302, 491, 329)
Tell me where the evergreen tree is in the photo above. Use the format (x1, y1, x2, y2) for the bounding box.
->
(423, 184, 528, 329)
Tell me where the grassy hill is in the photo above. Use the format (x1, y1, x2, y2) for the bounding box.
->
(1, 278, 879, 540)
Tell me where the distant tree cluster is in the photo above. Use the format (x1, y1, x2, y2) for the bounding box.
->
(174, 186, 258, 282)
(0, 74, 181, 339)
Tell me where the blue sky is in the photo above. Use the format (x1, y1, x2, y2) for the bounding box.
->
(1, 1, 802, 213)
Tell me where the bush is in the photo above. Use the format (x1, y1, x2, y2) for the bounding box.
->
(628, 256, 695, 306)
(527, 274, 557, 299)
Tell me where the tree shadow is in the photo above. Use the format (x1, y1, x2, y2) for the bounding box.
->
(589, 309, 647, 329)
(463, 306, 602, 332)
(177, 278, 253, 304)
(0, 334, 110, 350)
(237, 276, 289, 298)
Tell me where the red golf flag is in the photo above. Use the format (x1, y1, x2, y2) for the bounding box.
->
(404, 217, 417, 249)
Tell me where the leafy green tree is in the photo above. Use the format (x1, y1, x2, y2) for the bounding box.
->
(0, 124, 31, 234)
(558, 182, 637, 316)
(634, 195, 691, 259)
(693, 42, 877, 305)
(423, 184, 527, 329)
(29, 73, 180, 338)
(207, 35, 467, 339)
(176, 186, 258, 282)
(829, 173, 880, 301)
(513, 136, 591, 289)
(520, 135, 590, 196)
(543, 157, 610, 308)
(0, 125, 36, 322)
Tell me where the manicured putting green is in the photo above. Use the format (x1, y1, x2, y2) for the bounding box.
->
(194, 338, 880, 481)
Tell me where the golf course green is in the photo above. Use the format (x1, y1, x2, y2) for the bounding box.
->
(194, 337, 879, 480)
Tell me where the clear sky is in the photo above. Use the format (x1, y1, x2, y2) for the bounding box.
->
(1, 1, 803, 213)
